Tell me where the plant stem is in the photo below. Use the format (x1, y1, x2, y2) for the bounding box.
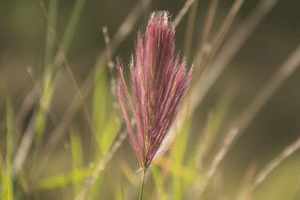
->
(139, 170, 146, 200)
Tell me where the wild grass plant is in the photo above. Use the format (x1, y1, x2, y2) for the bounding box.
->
(0, 0, 300, 199)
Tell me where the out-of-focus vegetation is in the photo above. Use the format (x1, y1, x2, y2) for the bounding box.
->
(0, 0, 300, 199)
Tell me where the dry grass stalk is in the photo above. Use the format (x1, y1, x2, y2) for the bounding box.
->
(249, 136, 300, 194)
(202, 29, 300, 197)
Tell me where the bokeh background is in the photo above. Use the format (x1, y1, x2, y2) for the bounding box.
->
(0, 0, 300, 199)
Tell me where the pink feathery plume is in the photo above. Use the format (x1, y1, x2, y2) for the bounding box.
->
(117, 11, 193, 171)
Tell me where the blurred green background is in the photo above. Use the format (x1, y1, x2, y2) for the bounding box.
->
(0, 0, 300, 199)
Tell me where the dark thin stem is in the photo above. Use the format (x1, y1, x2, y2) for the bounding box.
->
(139, 170, 146, 200)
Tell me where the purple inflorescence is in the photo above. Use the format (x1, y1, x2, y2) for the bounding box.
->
(117, 11, 193, 171)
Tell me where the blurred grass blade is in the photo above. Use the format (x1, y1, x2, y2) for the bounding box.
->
(100, 112, 120, 155)
(2, 95, 14, 200)
(70, 127, 83, 169)
(250, 136, 300, 195)
(193, 0, 244, 80)
(203, 39, 300, 197)
(90, 66, 107, 198)
(60, 0, 86, 56)
(194, 112, 213, 170)
(189, 84, 238, 197)
(155, 156, 195, 184)
(90, 62, 118, 199)
(89, 172, 105, 200)
(114, 180, 123, 200)
(37, 0, 87, 139)
(197, 84, 238, 163)
(151, 164, 168, 200)
(235, 161, 258, 200)
(193, 0, 219, 78)
(93, 67, 107, 156)
(35, 0, 95, 143)
(37, 168, 91, 190)
(0, 153, 3, 194)
(70, 127, 84, 196)
(183, 0, 198, 65)
(90, 111, 120, 199)
(172, 118, 192, 164)
(173, 0, 196, 27)
(17, 174, 29, 199)
(120, 160, 138, 187)
(38, 0, 87, 139)
(171, 118, 192, 200)
(45, 0, 58, 66)
(199, 0, 219, 50)
(36, 0, 58, 139)
(13, 114, 36, 175)
(250, 155, 300, 200)
(36, 69, 55, 139)
(205, 0, 244, 65)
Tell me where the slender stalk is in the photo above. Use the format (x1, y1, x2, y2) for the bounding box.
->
(249, 136, 300, 194)
(139, 170, 146, 200)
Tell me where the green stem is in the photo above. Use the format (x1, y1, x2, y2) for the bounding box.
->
(139, 170, 146, 200)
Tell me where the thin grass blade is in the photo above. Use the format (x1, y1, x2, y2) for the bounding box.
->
(60, 0, 87, 58)
(100, 112, 120, 155)
(70, 127, 84, 196)
(151, 164, 168, 200)
(172, 118, 192, 200)
(36, 168, 92, 190)
(3, 95, 14, 200)
(36, 0, 58, 140)
(45, 0, 58, 66)
(93, 66, 107, 156)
